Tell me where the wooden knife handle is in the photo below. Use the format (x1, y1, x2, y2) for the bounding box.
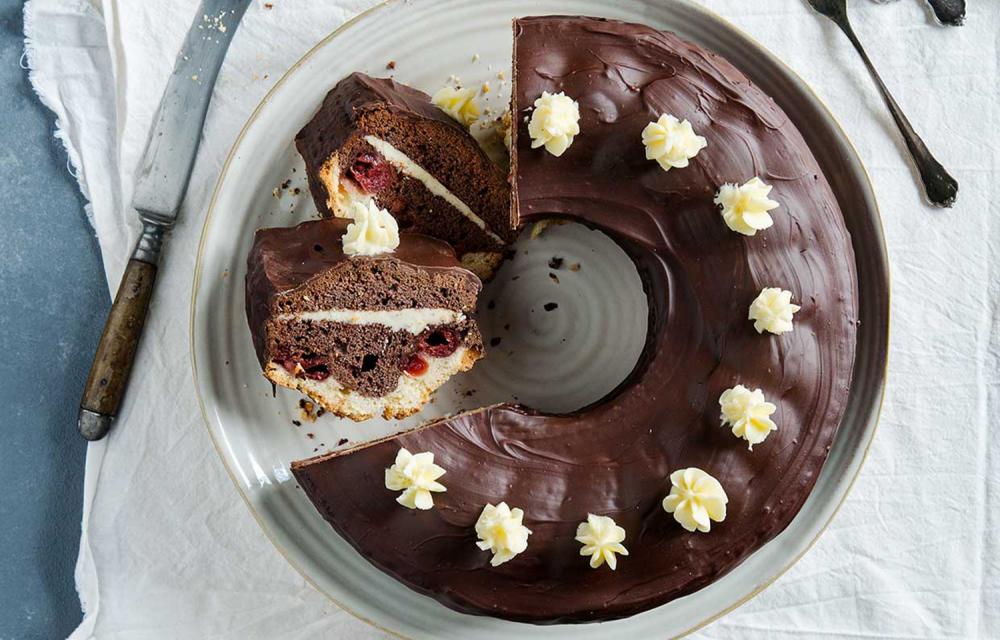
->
(78, 223, 165, 440)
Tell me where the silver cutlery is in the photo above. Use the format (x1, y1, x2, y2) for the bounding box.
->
(78, 0, 252, 440)
(807, 0, 959, 207)
(926, 0, 965, 26)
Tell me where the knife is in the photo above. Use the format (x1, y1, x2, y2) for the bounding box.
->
(78, 0, 252, 440)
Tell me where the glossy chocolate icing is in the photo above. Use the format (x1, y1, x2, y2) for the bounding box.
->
(245, 218, 478, 367)
(291, 16, 858, 623)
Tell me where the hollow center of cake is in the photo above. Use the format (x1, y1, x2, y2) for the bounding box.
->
(467, 222, 648, 413)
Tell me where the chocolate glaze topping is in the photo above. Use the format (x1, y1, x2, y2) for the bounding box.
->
(291, 16, 858, 623)
(246, 218, 478, 367)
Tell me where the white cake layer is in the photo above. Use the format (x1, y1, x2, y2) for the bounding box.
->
(363, 135, 505, 244)
(276, 308, 465, 334)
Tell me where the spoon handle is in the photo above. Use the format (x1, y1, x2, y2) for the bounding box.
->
(834, 16, 958, 207)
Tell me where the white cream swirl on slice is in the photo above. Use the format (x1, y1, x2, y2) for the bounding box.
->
(719, 384, 778, 449)
(641, 114, 707, 171)
(575, 514, 628, 570)
(342, 199, 399, 256)
(363, 135, 504, 245)
(384, 448, 447, 510)
(527, 91, 580, 157)
(749, 287, 801, 334)
(714, 176, 779, 236)
(475, 502, 532, 566)
(662, 468, 728, 533)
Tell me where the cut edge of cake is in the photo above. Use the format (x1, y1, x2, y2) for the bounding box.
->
(246, 218, 486, 422)
(265, 346, 481, 421)
(296, 72, 513, 280)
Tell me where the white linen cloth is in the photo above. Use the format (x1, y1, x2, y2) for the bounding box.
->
(23, 0, 998, 637)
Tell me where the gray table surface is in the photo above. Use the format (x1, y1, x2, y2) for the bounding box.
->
(0, 1, 107, 638)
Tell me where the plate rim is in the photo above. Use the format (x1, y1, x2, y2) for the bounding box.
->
(189, 1, 890, 637)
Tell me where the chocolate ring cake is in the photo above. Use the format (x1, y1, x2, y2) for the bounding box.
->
(280, 15, 858, 624)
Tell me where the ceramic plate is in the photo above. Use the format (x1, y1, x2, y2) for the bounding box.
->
(191, 1, 889, 637)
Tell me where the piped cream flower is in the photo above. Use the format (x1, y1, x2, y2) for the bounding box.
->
(342, 199, 399, 256)
(474, 502, 531, 566)
(662, 468, 728, 533)
(432, 85, 480, 127)
(384, 448, 446, 510)
(714, 177, 779, 236)
(641, 114, 707, 171)
(575, 514, 629, 570)
(719, 385, 778, 450)
(749, 287, 801, 334)
(527, 91, 580, 157)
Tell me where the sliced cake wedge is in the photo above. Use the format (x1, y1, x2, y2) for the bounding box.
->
(295, 72, 513, 279)
(245, 216, 483, 421)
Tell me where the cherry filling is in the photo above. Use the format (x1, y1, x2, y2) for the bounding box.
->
(404, 355, 429, 377)
(277, 355, 331, 381)
(347, 153, 392, 193)
(418, 328, 462, 358)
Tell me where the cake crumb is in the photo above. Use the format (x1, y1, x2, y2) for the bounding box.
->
(548, 256, 564, 270)
(299, 399, 320, 422)
(292, 420, 301, 427)
(306, 432, 315, 439)
(569, 262, 581, 272)
(487, 300, 496, 310)
(497, 70, 506, 80)
(481, 82, 490, 94)
(264, 2, 273, 8)
(337, 438, 349, 446)
(531, 219, 567, 239)
(549, 273, 560, 284)
(544, 302, 559, 312)
(463, 389, 477, 397)
(472, 53, 480, 62)
(386, 60, 396, 70)
(490, 337, 502, 347)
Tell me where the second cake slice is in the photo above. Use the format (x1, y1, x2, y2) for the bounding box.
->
(295, 72, 512, 279)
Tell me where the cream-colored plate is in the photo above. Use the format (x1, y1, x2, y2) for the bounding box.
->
(191, 1, 889, 637)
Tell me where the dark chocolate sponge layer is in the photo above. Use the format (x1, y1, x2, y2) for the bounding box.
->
(246, 218, 482, 402)
(295, 73, 513, 269)
(292, 16, 858, 623)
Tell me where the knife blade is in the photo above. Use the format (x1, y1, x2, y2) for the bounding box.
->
(78, 0, 252, 440)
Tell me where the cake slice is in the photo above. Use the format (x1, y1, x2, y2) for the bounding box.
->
(295, 72, 513, 279)
(245, 217, 483, 421)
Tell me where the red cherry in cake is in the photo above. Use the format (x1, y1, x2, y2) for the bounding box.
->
(348, 153, 392, 193)
(278, 355, 331, 381)
(404, 354, 429, 377)
(419, 328, 461, 358)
